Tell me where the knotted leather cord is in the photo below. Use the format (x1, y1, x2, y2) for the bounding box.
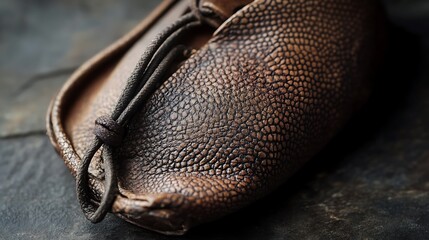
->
(76, 12, 202, 223)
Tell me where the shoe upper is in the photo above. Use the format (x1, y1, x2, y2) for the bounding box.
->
(48, 0, 379, 235)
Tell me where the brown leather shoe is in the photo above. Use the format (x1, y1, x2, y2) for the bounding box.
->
(47, 0, 380, 235)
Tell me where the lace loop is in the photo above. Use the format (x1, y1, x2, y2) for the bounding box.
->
(76, 12, 203, 223)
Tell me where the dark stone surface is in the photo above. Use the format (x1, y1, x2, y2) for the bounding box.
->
(382, 0, 429, 35)
(1, 0, 428, 239)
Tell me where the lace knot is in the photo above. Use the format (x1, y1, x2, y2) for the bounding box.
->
(94, 116, 124, 147)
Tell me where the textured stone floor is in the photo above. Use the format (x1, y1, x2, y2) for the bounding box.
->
(1, 0, 428, 239)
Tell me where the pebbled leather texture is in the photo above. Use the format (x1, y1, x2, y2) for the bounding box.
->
(47, 0, 379, 235)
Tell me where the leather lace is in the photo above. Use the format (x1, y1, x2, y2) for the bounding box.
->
(76, 12, 203, 223)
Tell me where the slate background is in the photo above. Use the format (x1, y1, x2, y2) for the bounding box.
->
(1, 0, 428, 239)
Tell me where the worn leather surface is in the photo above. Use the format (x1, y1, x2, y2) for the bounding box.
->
(2, 0, 429, 239)
(48, 0, 380, 234)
